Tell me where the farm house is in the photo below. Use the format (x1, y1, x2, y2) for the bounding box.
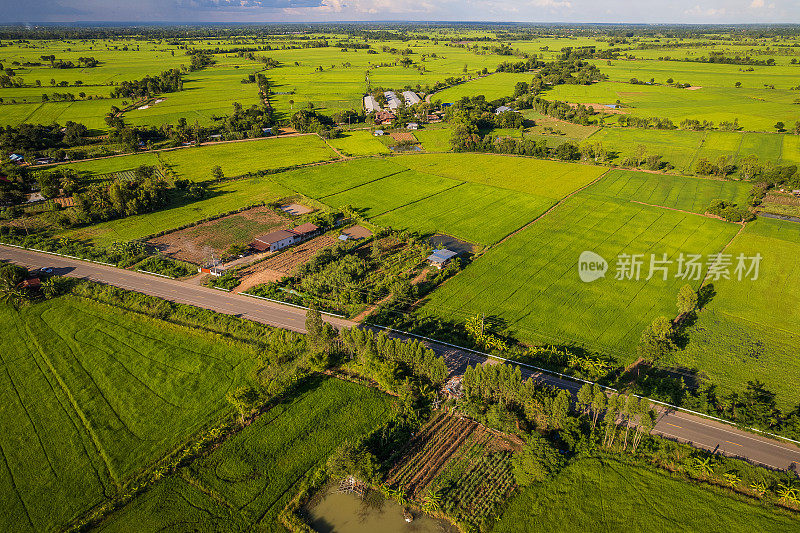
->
(495, 105, 512, 114)
(406, 122, 419, 130)
(402, 90, 421, 106)
(384, 90, 401, 109)
(251, 223, 319, 252)
(427, 249, 458, 269)
(363, 94, 380, 112)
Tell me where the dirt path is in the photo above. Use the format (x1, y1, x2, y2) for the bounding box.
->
(353, 266, 431, 322)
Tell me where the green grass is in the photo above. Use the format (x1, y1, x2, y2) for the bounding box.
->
(671, 217, 800, 406)
(414, 127, 454, 152)
(98, 377, 393, 532)
(60, 135, 338, 182)
(492, 455, 799, 533)
(321, 169, 460, 217)
(374, 183, 554, 245)
(421, 193, 739, 357)
(0, 296, 254, 532)
(270, 157, 407, 198)
(582, 169, 753, 214)
(433, 72, 536, 102)
(326, 130, 391, 156)
(159, 136, 339, 181)
(60, 176, 291, 247)
(390, 153, 607, 199)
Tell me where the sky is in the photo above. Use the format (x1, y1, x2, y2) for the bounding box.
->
(0, 0, 797, 25)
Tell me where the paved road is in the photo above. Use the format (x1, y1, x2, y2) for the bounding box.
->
(3, 244, 800, 473)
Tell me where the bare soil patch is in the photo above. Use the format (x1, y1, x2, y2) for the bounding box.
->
(341, 225, 372, 240)
(685, 86, 703, 90)
(147, 206, 289, 264)
(390, 131, 418, 143)
(572, 102, 628, 114)
(430, 234, 479, 254)
(235, 232, 339, 291)
(280, 203, 314, 216)
(764, 193, 800, 206)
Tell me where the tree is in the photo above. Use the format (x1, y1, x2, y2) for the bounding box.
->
(775, 121, 785, 132)
(211, 165, 224, 182)
(637, 316, 675, 366)
(676, 284, 698, 315)
(512, 435, 563, 485)
(226, 386, 261, 425)
(735, 81, 741, 88)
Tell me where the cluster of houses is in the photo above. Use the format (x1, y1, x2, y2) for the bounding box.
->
(363, 89, 430, 130)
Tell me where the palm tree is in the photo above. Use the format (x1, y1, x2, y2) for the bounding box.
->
(421, 488, 442, 514)
(777, 483, 798, 506)
(723, 473, 740, 489)
(692, 457, 714, 478)
(393, 488, 407, 508)
(749, 480, 767, 498)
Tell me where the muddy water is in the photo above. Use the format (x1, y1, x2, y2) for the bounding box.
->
(303, 486, 455, 533)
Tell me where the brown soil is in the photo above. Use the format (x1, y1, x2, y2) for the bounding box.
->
(764, 193, 800, 206)
(390, 131, 418, 143)
(280, 203, 314, 216)
(234, 232, 339, 291)
(147, 206, 289, 264)
(685, 86, 703, 90)
(572, 102, 628, 114)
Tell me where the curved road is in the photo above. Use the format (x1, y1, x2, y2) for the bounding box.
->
(2, 244, 800, 473)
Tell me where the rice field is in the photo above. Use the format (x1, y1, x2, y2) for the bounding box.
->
(325, 130, 391, 156)
(420, 191, 739, 357)
(0, 296, 255, 532)
(97, 377, 393, 532)
(493, 455, 799, 533)
(671, 217, 800, 406)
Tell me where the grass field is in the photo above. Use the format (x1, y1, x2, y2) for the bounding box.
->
(671, 217, 800, 406)
(492, 456, 799, 533)
(97, 377, 393, 532)
(270, 157, 407, 198)
(581, 169, 753, 213)
(421, 191, 739, 357)
(0, 296, 254, 532)
(325, 130, 391, 156)
(59, 135, 338, 182)
(414, 127, 454, 152)
(433, 72, 537, 102)
(60, 176, 291, 247)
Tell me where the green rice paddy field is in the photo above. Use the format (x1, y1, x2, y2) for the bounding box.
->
(420, 173, 742, 357)
(60, 135, 339, 182)
(492, 456, 799, 533)
(671, 217, 800, 406)
(270, 154, 606, 246)
(96, 377, 393, 532)
(0, 296, 256, 532)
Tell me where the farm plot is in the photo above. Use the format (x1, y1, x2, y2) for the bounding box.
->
(433, 72, 536, 102)
(374, 182, 555, 246)
(420, 194, 740, 357)
(270, 158, 407, 198)
(414, 127, 454, 152)
(493, 455, 799, 533)
(0, 296, 254, 533)
(61, 152, 162, 177)
(387, 412, 480, 496)
(160, 135, 339, 182)
(235, 232, 340, 293)
(147, 206, 289, 264)
(670, 218, 800, 406)
(390, 153, 607, 199)
(320, 169, 461, 218)
(59, 177, 292, 247)
(582, 169, 753, 214)
(96, 377, 392, 532)
(325, 130, 391, 156)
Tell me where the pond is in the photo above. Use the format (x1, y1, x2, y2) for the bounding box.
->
(303, 485, 456, 533)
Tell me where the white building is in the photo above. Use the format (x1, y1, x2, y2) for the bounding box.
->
(384, 91, 401, 110)
(402, 90, 421, 106)
(364, 95, 380, 113)
(406, 122, 419, 130)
